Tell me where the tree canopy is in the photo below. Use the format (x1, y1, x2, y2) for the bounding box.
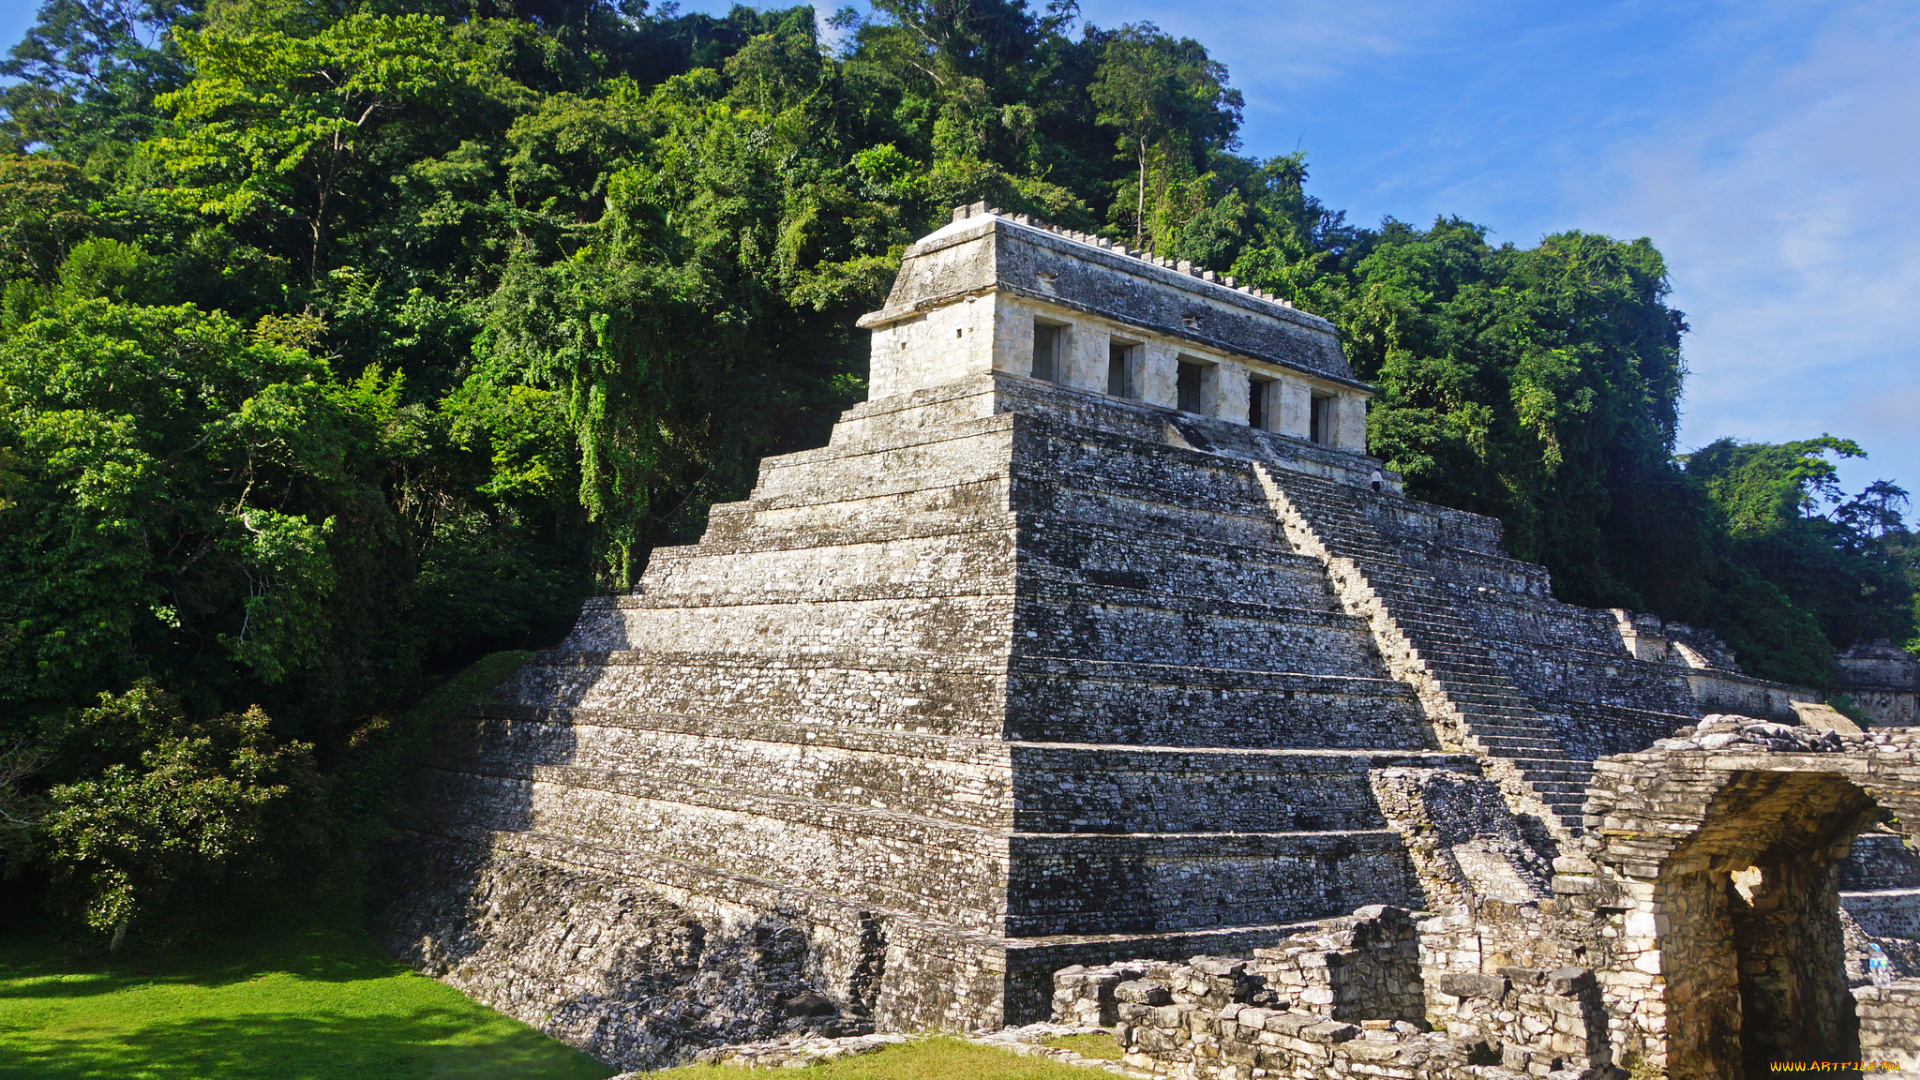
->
(0, 0, 1912, 943)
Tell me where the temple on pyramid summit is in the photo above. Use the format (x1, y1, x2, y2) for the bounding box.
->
(375, 205, 1920, 1078)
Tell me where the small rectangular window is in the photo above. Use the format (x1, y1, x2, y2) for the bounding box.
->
(1032, 322, 1060, 383)
(1249, 377, 1268, 430)
(1107, 341, 1134, 398)
(1310, 394, 1335, 445)
(1177, 361, 1204, 413)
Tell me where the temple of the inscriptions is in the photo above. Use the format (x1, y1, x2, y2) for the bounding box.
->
(374, 205, 1920, 1079)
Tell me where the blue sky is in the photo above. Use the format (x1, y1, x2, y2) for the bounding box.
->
(2, 0, 1913, 506)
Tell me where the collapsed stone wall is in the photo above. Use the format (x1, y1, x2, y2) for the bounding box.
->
(1051, 907, 1611, 1080)
(1251, 906, 1426, 1023)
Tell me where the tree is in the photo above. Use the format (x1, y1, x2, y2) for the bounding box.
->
(0, 153, 93, 284)
(154, 13, 476, 282)
(40, 683, 322, 949)
(0, 737, 47, 871)
(0, 294, 426, 739)
(856, 0, 1051, 90)
(0, 0, 197, 152)
(1689, 437, 1917, 663)
(1090, 23, 1240, 248)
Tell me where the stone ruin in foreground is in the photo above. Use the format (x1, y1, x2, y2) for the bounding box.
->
(372, 206, 1920, 1078)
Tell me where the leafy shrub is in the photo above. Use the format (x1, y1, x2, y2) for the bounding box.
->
(39, 684, 324, 949)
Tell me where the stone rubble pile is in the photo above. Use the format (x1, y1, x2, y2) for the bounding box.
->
(1651, 713, 1848, 753)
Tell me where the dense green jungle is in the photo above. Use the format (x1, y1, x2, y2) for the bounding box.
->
(0, 0, 1914, 948)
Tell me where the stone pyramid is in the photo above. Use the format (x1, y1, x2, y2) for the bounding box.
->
(376, 205, 1771, 1068)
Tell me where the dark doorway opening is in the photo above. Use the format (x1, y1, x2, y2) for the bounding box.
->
(1310, 393, 1334, 445)
(1176, 361, 1203, 413)
(1108, 342, 1135, 398)
(1033, 321, 1061, 382)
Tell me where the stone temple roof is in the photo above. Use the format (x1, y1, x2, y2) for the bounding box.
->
(858, 203, 1366, 390)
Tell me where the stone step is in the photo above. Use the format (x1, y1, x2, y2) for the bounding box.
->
(1463, 720, 1548, 734)
(1503, 760, 1585, 776)
(1449, 691, 1534, 706)
(1525, 782, 1589, 795)
(1513, 758, 1589, 772)
(1512, 764, 1589, 780)
(1262, 466, 1604, 839)
(1472, 737, 1565, 752)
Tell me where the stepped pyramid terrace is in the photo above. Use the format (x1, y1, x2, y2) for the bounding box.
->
(374, 205, 1920, 1078)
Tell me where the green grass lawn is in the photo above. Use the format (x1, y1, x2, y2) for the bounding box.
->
(1037, 1032, 1123, 1061)
(653, 1037, 1114, 1079)
(0, 925, 1118, 1080)
(0, 922, 614, 1080)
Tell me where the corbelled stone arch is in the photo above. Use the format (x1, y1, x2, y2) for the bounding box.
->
(1575, 723, 1920, 1080)
(1660, 770, 1878, 1076)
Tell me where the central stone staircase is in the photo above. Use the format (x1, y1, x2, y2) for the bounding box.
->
(1257, 465, 1607, 836)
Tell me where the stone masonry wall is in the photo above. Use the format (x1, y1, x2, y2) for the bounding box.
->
(1249, 907, 1426, 1023)
(1543, 718, 1920, 1078)
(1852, 981, 1920, 1071)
